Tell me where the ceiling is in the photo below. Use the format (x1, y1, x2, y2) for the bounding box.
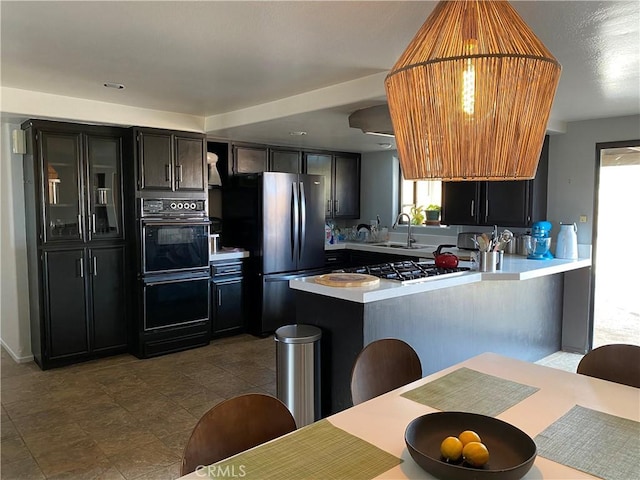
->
(1, 1, 639, 153)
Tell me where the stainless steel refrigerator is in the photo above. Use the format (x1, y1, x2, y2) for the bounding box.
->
(222, 172, 326, 335)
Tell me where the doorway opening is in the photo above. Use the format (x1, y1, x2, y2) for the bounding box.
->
(591, 141, 640, 348)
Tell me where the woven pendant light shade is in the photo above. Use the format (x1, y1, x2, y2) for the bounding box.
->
(385, 0, 561, 181)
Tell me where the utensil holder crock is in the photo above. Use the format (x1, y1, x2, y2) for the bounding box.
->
(479, 252, 498, 272)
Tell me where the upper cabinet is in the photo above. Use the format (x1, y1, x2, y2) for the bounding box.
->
(441, 136, 549, 227)
(135, 128, 206, 192)
(23, 120, 125, 244)
(270, 148, 302, 174)
(305, 151, 360, 219)
(232, 143, 268, 174)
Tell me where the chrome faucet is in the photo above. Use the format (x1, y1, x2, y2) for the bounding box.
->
(392, 213, 413, 248)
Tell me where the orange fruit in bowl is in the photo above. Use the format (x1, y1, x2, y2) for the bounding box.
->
(458, 430, 482, 445)
(463, 441, 490, 467)
(440, 436, 463, 462)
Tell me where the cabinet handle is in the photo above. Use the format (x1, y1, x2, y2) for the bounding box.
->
(78, 257, 84, 278)
(93, 256, 98, 276)
(92, 214, 96, 234)
(217, 289, 222, 307)
(470, 200, 475, 217)
(335, 199, 340, 213)
(327, 199, 331, 212)
(485, 199, 489, 222)
(78, 215, 83, 239)
(176, 165, 183, 183)
(165, 164, 171, 182)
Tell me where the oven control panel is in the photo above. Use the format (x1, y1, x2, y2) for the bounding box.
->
(141, 198, 207, 216)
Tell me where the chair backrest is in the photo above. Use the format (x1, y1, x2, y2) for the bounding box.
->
(181, 393, 297, 475)
(350, 338, 422, 405)
(576, 344, 640, 388)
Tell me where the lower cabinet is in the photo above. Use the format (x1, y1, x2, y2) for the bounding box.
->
(210, 259, 245, 337)
(39, 245, 127, 368)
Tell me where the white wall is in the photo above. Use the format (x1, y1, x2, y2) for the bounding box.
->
(0, 122, 32, 362)
(548, 115, 640, 245)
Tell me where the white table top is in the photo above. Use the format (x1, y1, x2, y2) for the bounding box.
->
(180, 352, 640, 479)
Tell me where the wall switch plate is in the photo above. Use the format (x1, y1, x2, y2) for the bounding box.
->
(579, 215, 588, 223)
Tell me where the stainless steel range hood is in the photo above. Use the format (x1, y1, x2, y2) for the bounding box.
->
(348, 104, 395, 137)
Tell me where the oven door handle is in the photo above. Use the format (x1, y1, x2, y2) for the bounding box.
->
(141, 220, 210, 226)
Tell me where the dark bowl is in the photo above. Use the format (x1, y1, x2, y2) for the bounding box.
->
(405, 412, 536, 480)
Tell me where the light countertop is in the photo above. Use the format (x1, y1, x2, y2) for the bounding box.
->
(209, 249, 249, 262)
(290, 255, 591, 303)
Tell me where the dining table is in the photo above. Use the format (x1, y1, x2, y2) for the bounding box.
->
(179, 352, 640, 479)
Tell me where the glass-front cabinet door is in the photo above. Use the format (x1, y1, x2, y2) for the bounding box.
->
(41, 131, 83, 243)
(86, 134, 123, 240)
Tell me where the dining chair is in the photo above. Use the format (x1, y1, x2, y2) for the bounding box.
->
(180, 393, 297, 475)
(350, 338, 422, 405)
(576, 343, 640, 388)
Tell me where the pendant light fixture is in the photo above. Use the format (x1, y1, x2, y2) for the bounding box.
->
(385, 0, 561, 181)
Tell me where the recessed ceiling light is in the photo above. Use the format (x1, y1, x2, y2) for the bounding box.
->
(289, 131, 307, 136)
(104, 82, 126, 90)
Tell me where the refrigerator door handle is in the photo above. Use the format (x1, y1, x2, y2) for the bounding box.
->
(291, 182, 299, 262)
(299, 181, 306, 261)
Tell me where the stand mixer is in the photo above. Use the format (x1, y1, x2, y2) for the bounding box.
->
(527, 221, 554, 260)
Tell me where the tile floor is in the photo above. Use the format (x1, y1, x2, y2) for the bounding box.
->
(0, 333, 588, 480)
(1, 334, 276, 480)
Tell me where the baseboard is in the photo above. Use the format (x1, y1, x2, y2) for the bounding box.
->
(0, 338, 34, 364)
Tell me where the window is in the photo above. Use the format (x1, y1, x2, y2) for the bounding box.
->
(399, 168, 442, 220)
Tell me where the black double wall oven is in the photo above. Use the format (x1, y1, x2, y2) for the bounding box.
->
(134, 198, 210, 357)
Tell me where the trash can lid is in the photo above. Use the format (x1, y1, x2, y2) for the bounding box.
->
(275, 324, 322, 344)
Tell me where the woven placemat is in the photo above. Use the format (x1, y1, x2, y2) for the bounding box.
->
(536, 405, 640, 480)
(401, 367, 539, 416)
(202, 419, 402, 479)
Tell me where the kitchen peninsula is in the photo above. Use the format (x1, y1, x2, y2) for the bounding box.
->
(290, 254, 591, 414)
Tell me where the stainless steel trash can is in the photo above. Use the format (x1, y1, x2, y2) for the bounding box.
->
(275, 324, 321, 427)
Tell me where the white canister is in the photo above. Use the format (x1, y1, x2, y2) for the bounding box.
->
(209, 234, 220, 254)
(555, 223, 578, 259)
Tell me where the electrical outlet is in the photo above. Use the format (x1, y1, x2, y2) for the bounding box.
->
(579, 215, 588, 223)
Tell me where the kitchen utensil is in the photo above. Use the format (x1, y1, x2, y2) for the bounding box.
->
(405, 411, 537, 480)
(477, 233, 490, 252)
(495, 229, 513, 251)
(433, 244, 459, 268)
(555, 223, 578, 259)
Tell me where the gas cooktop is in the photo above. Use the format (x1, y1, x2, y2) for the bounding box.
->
(337, 260, 471, 285)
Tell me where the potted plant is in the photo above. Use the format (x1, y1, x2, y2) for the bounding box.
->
(425, 204, 441, 223)
(409, 205, 425, 225)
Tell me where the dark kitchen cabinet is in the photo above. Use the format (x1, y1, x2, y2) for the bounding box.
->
(232, 143, 268, 174)
(135, 128, 206, 192)
(270, 148, 302, 173)
(41, 245, 127, 365)
(441, 136, 549, 227)
(210, 260, 245, 337)
(90, 246, 127, 351)
(21, 120, 129, 369)
(305, 151, 360, 219)
(44, 249, 89, 358)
